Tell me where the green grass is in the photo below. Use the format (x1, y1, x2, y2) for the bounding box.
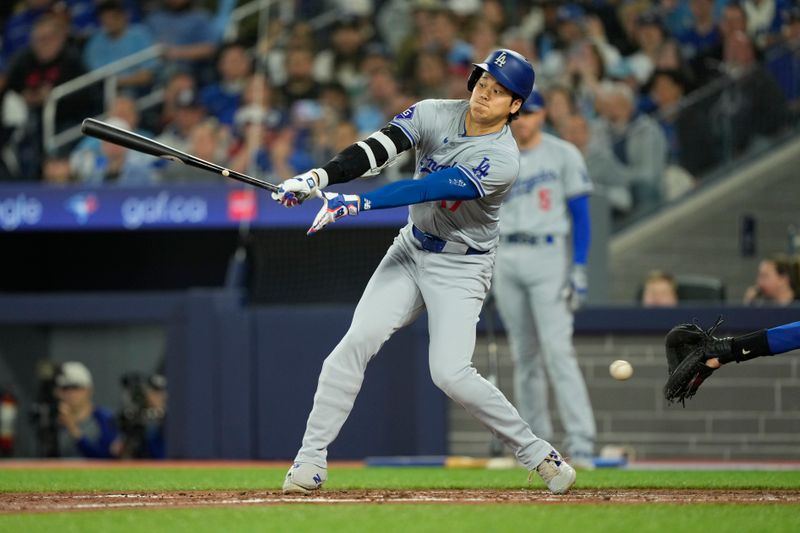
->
(2, 466, 800, 492)
(1, 466, 799, 532)
(1, 504, 799, 533)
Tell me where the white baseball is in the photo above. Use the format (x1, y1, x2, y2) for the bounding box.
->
(609, 359, 633, 381)
(222, 169, 230, 177)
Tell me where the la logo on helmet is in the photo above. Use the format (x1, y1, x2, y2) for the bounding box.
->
(493, 52, 507, 67)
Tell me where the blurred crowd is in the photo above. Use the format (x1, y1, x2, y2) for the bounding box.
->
(1, 0, 799, 222)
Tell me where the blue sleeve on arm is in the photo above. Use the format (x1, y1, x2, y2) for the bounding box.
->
(360, 167, 481, 210)
(766, 321, 800, 355)
(567, 195, 591, 265)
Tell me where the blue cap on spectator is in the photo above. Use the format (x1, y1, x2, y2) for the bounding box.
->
(557, 4, 585, 23)
(521, 88, 545, 113)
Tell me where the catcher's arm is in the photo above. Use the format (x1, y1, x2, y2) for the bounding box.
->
(708, 320, 800, 367)
(664, 319, 800, 404)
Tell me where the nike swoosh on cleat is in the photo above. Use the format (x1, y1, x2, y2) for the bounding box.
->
(742, 349, 751, 354)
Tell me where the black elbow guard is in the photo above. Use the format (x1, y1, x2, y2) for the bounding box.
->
(322, 124, 412, 185)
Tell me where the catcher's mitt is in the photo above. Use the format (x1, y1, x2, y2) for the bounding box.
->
(663, 317, 732, 405)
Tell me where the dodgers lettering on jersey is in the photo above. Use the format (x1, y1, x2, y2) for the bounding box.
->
(390, 99, 520, 251)
(499, 133, 592, 237)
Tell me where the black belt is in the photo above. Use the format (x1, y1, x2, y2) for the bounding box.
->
(412, 225, 488, 255)
(500, 233, 556, 245)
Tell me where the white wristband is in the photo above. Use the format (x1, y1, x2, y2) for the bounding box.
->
(313, 168, 329, 189)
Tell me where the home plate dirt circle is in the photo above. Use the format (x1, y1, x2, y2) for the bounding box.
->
(3, 489, 800, 513)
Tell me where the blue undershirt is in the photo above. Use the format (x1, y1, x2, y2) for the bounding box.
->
(360, 167, 480, 210)
(766, 321, 800, 355)
(567, 195, 591, 265)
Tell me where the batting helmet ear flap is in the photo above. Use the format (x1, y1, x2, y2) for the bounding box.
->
(466, 49, 535, 101)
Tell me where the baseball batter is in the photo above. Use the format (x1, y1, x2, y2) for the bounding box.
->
(493, 89, 596, 468)
(272, 49, 576, 494)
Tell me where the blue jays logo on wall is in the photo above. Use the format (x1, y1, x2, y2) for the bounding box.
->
(394, 105, 416, 120)
(65, 193, 99, 224)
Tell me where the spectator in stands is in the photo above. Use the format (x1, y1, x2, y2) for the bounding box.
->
(199, 42, 252, 127)
(414, 50, 449, 100)
(655, 38, 698, 90)
(743, 0, 789, 50)
(156, 87, 207, 153)
(562, 40, 607, 118)
(279, 47, 321, 108)
(541, 5, 621, 90)
(429, 8, 473, 68)
(712, 30, 787, 156)
(71, 117, 156, 184)
(354, 67, 401, 134)
(593, 81, 668, 213)
(560, 112, 633, 219)
(147, 69, 195, 133)
(258, 20, 315, 88)
(160, 119, 229, 183)
(678, 0, 721, 60)
(543, 84, 575, 136)
(42, 153, 75, 184)
(744, 254, 800, 306)
(1, 0, 54, 69)
(313, 15, 368, 95)
(83, 0, 157, 96)
(146, 0, 216, 83)
(649, 68, 713, 177)
(72, 95, 153, 158)
(394, 1, 440, 79)
(468, 18, 500, 65)
(232, 73, 283, 135)
(766, 6, 800, 112)
(54, 361, 120, 459)
(5, 13, 93, 178)
(65, 0, 141, 41)
(627, 10, 669, 86)
(641, 270, 679, 307)
(318, 82, 352, 124)
(480, 0, 506, 32)
(692, 2, 749, 87)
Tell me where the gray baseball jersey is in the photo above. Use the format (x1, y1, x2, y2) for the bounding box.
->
(499, 133, 592, 237)
(291, 98, 559, 477)
(390, 99, 520, 251)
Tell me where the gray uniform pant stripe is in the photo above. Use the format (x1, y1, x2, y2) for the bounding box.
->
(493, 241, 596, 457)
(296, 225, 553, 469)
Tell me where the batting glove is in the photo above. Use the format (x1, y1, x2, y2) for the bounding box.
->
(307, 192, 361, 235)
(563, 263, 588, 311)
(271, 169, 324, 207)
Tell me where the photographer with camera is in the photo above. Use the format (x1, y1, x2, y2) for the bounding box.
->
(55, 362, 120, 459)
(118, 372, 167, 459)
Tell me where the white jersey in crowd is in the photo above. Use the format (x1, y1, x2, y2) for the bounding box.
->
(390, 99, 521, 251)
(499, 133, 593, 237)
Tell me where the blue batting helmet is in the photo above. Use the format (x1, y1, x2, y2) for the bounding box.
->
(467, 49, 535, 101)
(520, 87, 545, 113)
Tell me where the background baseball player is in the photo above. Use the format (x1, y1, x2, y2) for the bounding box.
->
(492, 88, 596, 469)
(272, 49, 577, 495)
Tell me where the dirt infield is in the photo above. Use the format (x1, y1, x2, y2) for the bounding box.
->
(3, 489, 800, 513)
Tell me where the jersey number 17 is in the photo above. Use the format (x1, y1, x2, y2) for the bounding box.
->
(440, 200, 463, 212)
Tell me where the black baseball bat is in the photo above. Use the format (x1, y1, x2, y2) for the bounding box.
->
(80, 118, 279, 193)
